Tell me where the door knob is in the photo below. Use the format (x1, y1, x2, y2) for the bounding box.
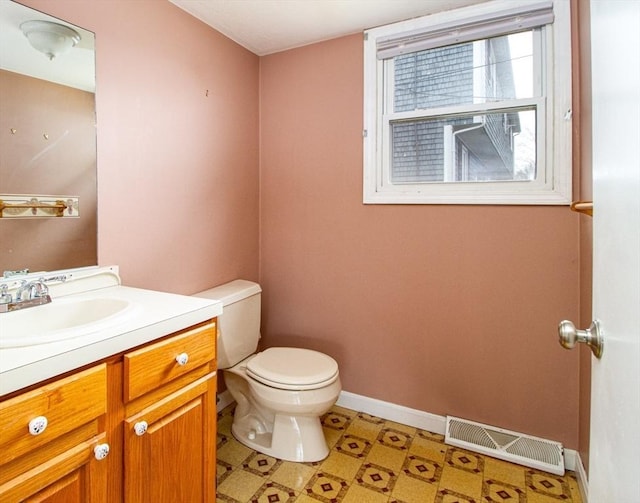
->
(94, 443, 110, 460)
(558, 319, 604, 358)
(134, 421, 148, 436)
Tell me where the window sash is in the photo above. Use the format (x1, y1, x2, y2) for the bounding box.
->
(380, 29, 546, 188)
(383, 97, 544, 123)
(380, 100, 546, 189)
(362, 0, 572, 205)
(387, 106, 540, 183)
(383, 28, 544, 115)
(376, 1, 553, 60)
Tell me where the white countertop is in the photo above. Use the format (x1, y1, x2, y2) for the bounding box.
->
(0, 271, 222, 396)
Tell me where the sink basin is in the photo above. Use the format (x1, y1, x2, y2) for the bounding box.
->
(0, 296, 135, 348)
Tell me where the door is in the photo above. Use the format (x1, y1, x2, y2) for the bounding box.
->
(589, 1, 640, 501)
(124, 373, 217, 503)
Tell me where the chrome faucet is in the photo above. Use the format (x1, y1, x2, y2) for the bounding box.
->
(0, 278, 52, 313)
(15, 279, 49, 301)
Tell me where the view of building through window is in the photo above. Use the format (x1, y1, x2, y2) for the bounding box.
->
(389, 31, 537, 184)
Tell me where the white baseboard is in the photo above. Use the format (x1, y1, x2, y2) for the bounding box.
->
(574, 451, 589, 502)
(216, 389, 234, 412)
(563, 448, 578, 473)
(218, 388, 581, 474)
(336, 390, 446, 435)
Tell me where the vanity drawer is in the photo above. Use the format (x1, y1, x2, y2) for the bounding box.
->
(0, 363, 107, 466)
(123, 322, 216, 402)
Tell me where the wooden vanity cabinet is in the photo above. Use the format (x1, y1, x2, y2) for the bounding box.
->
(0, 364, 109, 503)
(0, 319, 217, 503)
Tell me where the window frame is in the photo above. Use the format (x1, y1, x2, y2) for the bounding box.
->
(363, 0, 572, 205)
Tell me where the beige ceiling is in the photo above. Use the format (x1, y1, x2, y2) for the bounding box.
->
(169, 0, 488, 56)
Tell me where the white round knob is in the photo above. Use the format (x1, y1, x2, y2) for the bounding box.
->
(28, 416, 48, 436)
(134, 421, 148, 436)
(94, 443, 110, 460)
(175, 352, 189, 366)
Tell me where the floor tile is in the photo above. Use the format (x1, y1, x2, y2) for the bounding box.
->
(366, 442, 407, 471)
(344, 415, 384, 442)
(270, 462, 317, 492)
(242, 452, 282, 477)
(341, 482, 390, 502)
(334, 433, 373, 459)
(437, 465, 483, 499)
(355, 461, 397, 494)
(250, 481, 298, 503)
(390, 472, 439, 503)
(215, 404, 582, 503)
(482, 478, 526, 502)
(319, 450, 363, 481)
(303, 471, 349, 502)
(482, 456, 527, 488)
(217, 437, 254, 467)
(526, 469, 574, 500)
(216, 469, 265, 501)
(402, 454, 442, 484)
(408, 434, 448, 463)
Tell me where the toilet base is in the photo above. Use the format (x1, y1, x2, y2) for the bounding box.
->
(231, 413, 329, 462)
(223, 357, 341, 463)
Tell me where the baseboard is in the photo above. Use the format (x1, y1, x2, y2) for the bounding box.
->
(574, 451, 589, 502)
(218, 388, 581, 474)
(336, 390, 447, 435)
(216, 389, 234, 412)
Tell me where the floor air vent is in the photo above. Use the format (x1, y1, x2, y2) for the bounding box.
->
(445, 416, 565, 475)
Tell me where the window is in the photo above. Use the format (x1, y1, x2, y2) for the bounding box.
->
(363, 0, 572, 204)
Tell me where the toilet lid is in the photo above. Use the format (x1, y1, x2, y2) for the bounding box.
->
(246, 347, 339, 390)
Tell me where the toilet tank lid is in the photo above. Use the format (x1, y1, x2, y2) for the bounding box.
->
(192, 279, 261, 306)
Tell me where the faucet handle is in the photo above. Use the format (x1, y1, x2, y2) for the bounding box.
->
(0, 284, 12, 304)
(3, 268, 29, 278)
(33, 278, 49, 298)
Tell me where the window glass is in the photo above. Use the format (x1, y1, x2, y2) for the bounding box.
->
(390, 109, 536, 183)
(394, 32, 535, 112)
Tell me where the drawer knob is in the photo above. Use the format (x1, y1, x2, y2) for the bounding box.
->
(176, 352, 189, 366)
(94, 443, 110, 460)
(134, 421, 148, 436)
(28, 416, 48, 436)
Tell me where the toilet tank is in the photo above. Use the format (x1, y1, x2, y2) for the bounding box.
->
(192, 280, 262, 369)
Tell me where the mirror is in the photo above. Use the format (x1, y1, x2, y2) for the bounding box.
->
(0, 1, 96, 274)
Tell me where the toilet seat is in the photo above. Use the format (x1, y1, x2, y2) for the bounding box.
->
(246, 347, 339, 391)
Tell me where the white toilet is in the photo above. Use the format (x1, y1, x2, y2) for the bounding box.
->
(194, 280, 341, 462)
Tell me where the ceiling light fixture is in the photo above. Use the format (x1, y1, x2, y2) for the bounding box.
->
(20, 20, 81, 61)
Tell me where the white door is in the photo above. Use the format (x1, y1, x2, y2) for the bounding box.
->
(589, 1, 640, 501)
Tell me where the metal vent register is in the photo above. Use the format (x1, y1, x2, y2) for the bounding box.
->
(445, 416, 565, 475)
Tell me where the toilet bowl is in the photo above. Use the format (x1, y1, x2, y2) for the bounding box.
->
(193, 280, 341, 462)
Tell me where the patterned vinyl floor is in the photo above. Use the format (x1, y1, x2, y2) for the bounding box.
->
(216, 404, 583, 503)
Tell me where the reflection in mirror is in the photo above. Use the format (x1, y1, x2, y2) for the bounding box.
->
(0, 1, 97, 274)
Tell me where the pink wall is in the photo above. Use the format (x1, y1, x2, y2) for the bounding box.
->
(21, 0, 260, 293)
(259, 35, 582, 448)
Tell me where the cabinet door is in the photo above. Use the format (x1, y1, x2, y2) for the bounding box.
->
(0, 435, 108, 503)
(124, 372, 216, 503)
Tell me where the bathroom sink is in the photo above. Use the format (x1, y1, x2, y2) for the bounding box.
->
(0, 296, 135, 348)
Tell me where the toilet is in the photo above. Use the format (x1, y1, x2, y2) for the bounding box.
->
(194, 280, 341, 462)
